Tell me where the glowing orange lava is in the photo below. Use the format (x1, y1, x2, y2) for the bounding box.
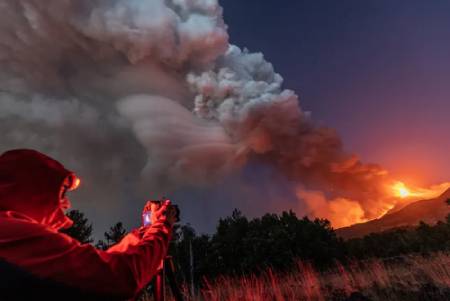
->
(393, 182, 411, 198)
(391, 181, 450, 200)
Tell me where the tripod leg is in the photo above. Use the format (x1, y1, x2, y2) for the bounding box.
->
(152, 267, 165, 301)
(165, 258, 185, 301)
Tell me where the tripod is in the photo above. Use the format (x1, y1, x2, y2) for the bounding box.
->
(150, 256, 185, 301)
(139, 201, 184, 301)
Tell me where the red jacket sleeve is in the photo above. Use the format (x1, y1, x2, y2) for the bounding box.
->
(0, 215, 172, 299)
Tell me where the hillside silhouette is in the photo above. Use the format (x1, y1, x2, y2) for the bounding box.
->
(337, 188, 450, 239)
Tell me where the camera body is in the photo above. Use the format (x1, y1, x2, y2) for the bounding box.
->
(142, 199, 180, 226)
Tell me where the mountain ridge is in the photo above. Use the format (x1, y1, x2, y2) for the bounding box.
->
(336, 188, 450, 239)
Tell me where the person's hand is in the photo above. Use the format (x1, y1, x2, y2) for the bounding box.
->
(151, 200, 177, 227)
(164, 201, 178, 227)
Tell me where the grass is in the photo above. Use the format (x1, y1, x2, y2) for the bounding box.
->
(167, 252, 450, 301)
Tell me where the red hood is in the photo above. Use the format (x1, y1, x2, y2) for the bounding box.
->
(0, 149, 73, 229)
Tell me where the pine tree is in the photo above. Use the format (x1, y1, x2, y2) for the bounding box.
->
(60, 210, 93, 244)
(96, 222, 127, 250)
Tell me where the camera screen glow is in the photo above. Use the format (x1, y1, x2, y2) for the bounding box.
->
(143, 213, 151, 226)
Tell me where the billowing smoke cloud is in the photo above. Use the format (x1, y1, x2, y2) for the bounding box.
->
(0, 0, 423, 230)
(0, 0, 233, 192)
(186, 45, 394, 222)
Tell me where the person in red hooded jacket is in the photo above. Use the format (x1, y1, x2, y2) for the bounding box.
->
(0, 149, 177, 301)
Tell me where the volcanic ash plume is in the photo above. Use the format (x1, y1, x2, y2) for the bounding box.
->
(0, 0, 232, 193)
(186, 46, 393, 224)
(0, 0, 442, 228)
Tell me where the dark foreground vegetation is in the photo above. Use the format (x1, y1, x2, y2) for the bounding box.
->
(63, 199, 450, 300)
(195, 253, 450, 301)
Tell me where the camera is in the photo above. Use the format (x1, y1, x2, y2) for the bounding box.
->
(142, 199, 180, 226)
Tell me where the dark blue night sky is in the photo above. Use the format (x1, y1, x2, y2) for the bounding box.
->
(221, 0, 450, 185)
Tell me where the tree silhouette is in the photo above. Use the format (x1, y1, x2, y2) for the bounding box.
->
(170, 209, 345, 283)
(345, 215, 450, 259)
(60, 210, 93, 244)
(96, 222, 127, 250)
(61, 205, 450, 284)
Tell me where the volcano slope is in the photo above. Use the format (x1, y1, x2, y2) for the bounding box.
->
(337, 188, 450, 239)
